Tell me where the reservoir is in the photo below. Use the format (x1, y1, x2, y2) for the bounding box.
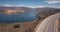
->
(0, 11, 37, 23)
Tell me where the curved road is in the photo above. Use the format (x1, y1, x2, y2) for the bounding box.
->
(34, 13, 60, 32)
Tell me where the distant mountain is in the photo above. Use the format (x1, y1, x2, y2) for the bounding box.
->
(0, 6, 33, 12)
(0, 6, 60, 15)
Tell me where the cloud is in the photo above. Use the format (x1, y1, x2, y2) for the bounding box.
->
(26, 6, 47, 8)
(1, 4, 47, 8)
(2, 4, 15, 7)
(15, 5, 25, 7)
(44, 1, 60, 4)
(0, 4, 49, 8)
(46, 1, 60, 4)
(0, 4, 26, 7)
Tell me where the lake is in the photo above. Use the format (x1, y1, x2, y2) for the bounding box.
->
(0, 11, 37, 23)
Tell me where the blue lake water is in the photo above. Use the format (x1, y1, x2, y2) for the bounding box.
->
(0, 12, 37, 23)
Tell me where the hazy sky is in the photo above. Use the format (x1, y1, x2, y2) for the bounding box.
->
(0, 0, 60, 8)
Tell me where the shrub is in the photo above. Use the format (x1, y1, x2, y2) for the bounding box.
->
(13, 24, 20, 28)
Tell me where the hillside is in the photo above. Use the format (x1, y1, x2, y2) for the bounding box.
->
(0, 7, 60, 32)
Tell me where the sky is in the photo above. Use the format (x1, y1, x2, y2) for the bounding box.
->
(0, 0, 60, 8)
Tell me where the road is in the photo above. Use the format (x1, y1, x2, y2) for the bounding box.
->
(34, 13, 60, 32)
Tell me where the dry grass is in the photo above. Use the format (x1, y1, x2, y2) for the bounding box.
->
(0, 18, 44, 32)
(0, 20, 42, 32)
(58, 18, 60, 32)
(0, 22, 32, 32)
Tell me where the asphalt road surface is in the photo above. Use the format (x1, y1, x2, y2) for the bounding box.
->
(34, 13, 60, 32)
